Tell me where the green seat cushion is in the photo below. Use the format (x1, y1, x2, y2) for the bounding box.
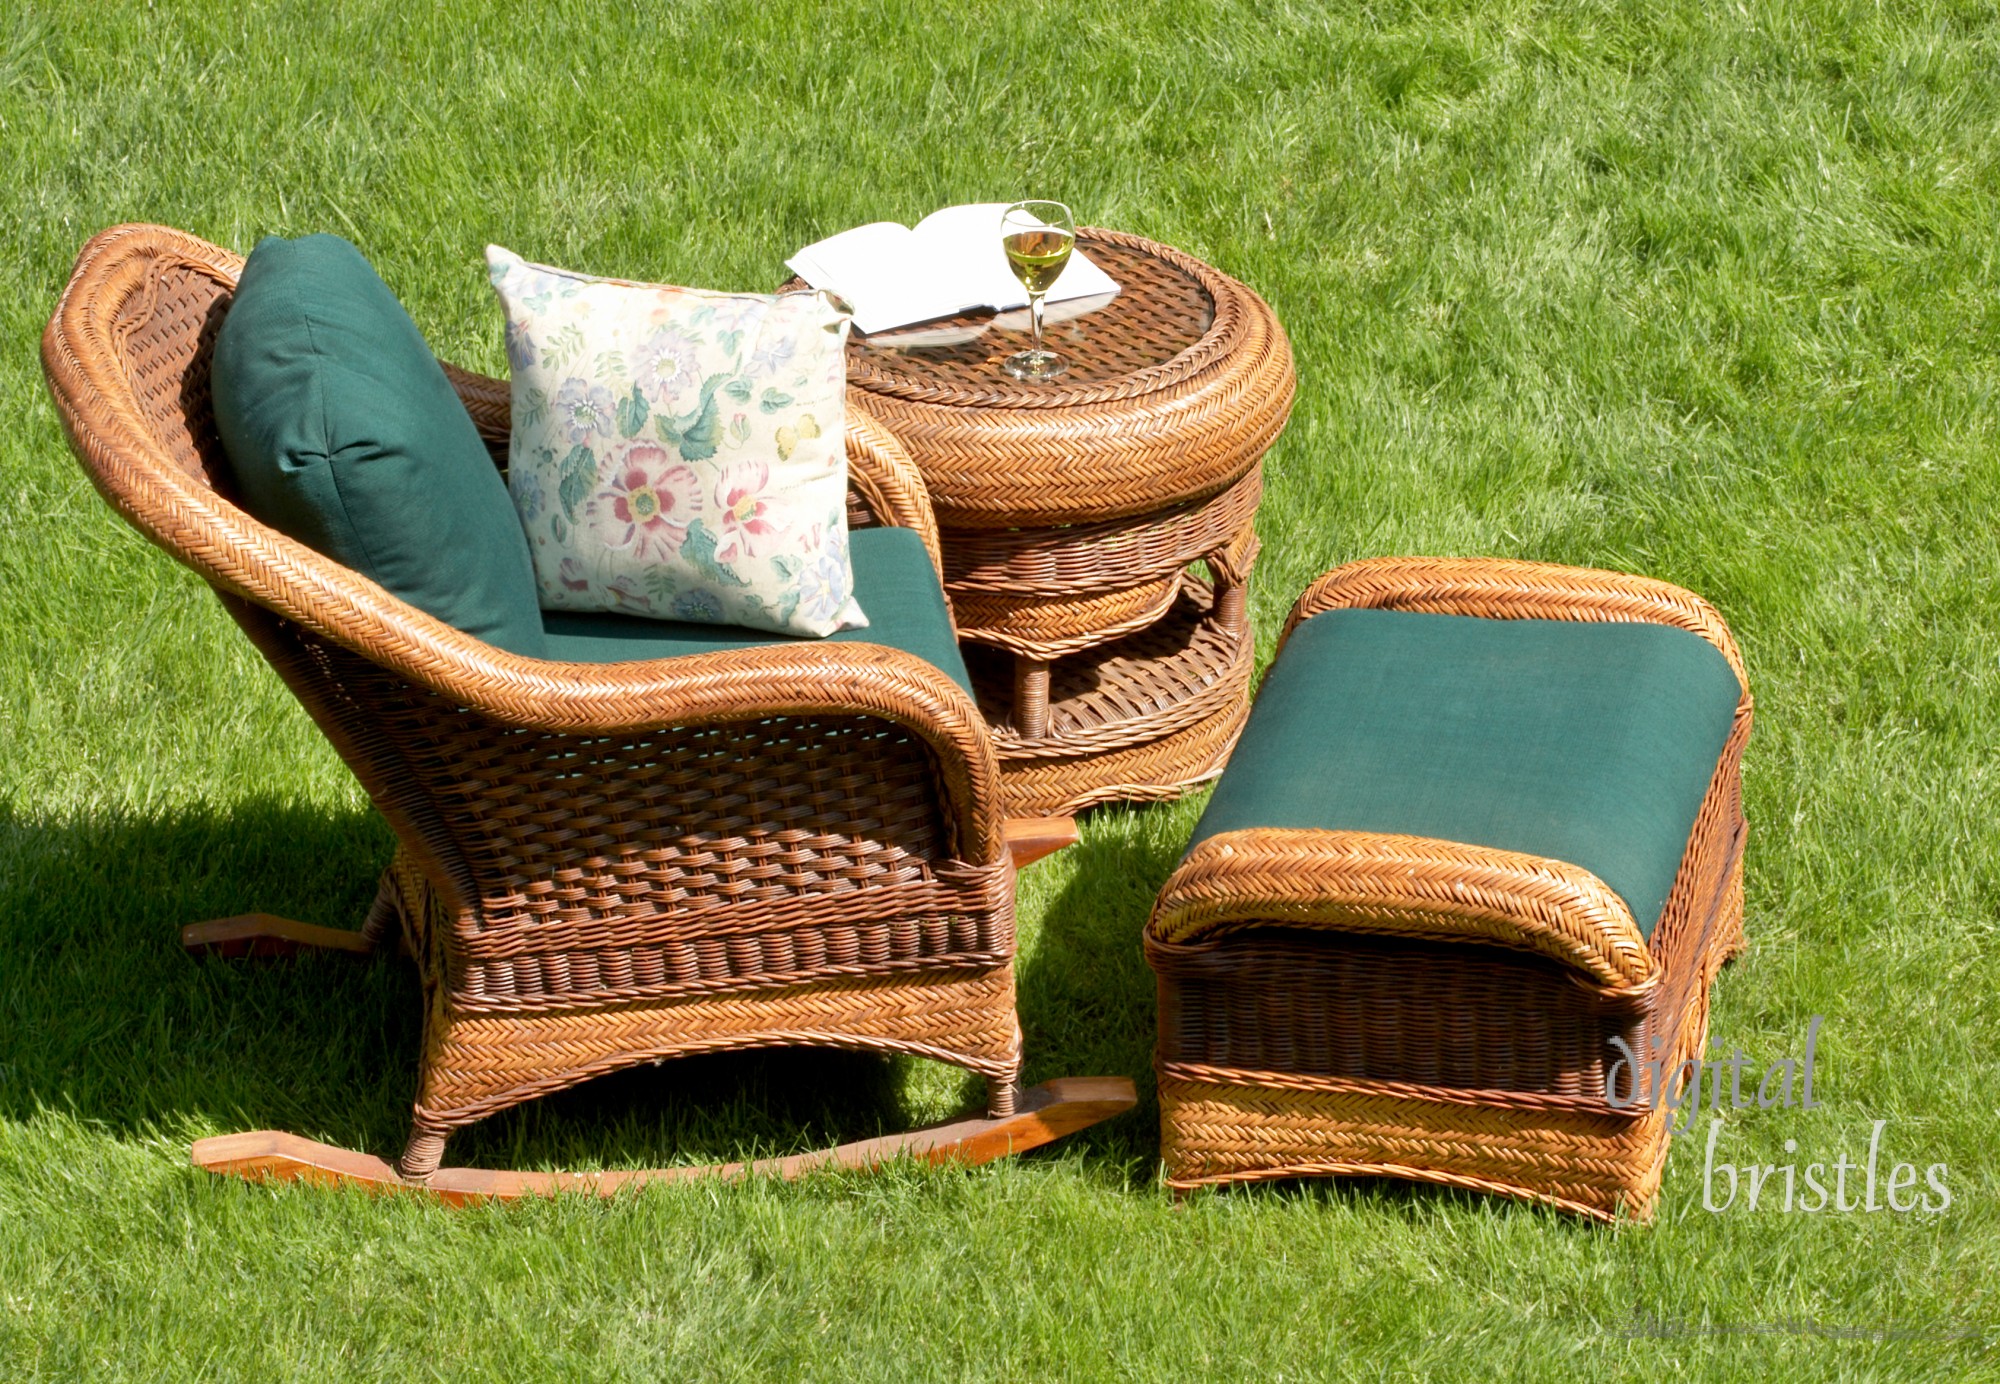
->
(1190, 608, 1742, 939)
(211, 234, 545, 656)
(542, 526, 971, 693)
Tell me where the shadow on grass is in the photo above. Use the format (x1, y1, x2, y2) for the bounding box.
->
(0, 795, 1628, 1220)
(0, 795, 1154, 1176)
(1012, 808, 1188, 1170)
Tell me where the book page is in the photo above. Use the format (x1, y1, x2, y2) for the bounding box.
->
(785, 222, 913, 306)
(913, 203, 1123, 310)
(787, 220, 985, 333)
(910, 204, 1025, 308)
(789, 205, 1122, 333)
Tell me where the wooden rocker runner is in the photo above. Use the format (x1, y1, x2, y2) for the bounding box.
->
(43, 224, 1132, 1196)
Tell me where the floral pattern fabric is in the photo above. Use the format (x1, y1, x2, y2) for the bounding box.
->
(487, 246, 865, 637)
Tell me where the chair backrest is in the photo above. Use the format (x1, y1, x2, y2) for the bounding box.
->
(44, 225, 1006, 894)
(44, 224, 520, 599)
(44, 225, 244, 514)
(42, 224, 546, 708)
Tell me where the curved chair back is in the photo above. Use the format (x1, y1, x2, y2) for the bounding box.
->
(41, 224, 1013, 1004)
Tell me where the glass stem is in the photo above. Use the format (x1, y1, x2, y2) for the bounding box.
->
(1028, 292, 1046, 354)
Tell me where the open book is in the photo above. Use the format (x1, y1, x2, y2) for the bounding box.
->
(787, 204, 1120, 335)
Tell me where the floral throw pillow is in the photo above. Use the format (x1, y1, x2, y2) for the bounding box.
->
(487, 246, 866, 637)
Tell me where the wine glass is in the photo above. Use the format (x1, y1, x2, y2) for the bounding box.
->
(999, 200, 1076, 381)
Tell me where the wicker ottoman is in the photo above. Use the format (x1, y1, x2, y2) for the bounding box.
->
(1144, 557, 1753, 1221)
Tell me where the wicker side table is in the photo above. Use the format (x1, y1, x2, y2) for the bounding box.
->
(831, 231, 1296, 816)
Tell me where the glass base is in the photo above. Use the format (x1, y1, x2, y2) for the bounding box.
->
(1002, 348, 1068, 382)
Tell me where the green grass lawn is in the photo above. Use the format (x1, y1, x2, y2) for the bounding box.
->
(3, 0, 1998, 1377)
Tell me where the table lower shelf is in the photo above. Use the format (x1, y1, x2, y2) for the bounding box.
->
(963, 574, 1253, 817)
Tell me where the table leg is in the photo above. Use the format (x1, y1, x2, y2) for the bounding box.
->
(1013, 656, 1051, 741)
(1216, 580, 1247, 637)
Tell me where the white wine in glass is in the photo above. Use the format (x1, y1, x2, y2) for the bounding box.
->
(1000, 200, 1076, 381)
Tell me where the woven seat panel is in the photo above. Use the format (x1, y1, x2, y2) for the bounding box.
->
(1149, 932, 1654, 1100)
(416, 968, 1022, 1130)
(299, 636, 1015, 1013)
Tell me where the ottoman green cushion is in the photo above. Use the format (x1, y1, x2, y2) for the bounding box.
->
(542, 526, 971, 693)
(1189, 609, 1742, 939)
(211, 233, 546, 657)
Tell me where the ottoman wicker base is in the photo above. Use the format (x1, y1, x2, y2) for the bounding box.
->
(1145, 557, 1753, 1221)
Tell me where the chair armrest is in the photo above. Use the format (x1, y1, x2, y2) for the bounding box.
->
(843, 401, 944, 579)
(1147, 827, 1657, 995)
(224, 576, 1007, 868)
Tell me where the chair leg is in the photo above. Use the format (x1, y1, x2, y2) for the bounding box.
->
(396, 1129, 450, 1181)
(987, 1076, 1018, 1118)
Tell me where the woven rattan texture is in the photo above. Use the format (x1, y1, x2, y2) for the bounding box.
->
(45, 223, 1029, 1177)
(952, 573, 1182, 657)
(301, 636, 1018, 1015)
(991, 698, 1251, 818)
(1146, 556, 1753, 1221)
(957, 575, 1255, 815)
(1153, 932, 1656, 1098)
(1154, 856, 1741, 1220)
(941, 469, 1262, 596)
(839, 230, 1295, 528)
(972, 575, 1252, 756)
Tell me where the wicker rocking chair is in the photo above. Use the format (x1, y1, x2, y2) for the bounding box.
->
(42, 224, 1131, 1200)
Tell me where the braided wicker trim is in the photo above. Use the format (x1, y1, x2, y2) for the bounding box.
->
(415, 967, 1023, 1132)
(941, 468, 1263, 596)
(1156, 1074, 1671, 1222)
(991, 694, 1248, 817)
(1149, 830, 1656, 993)
(43, 225, 1006, 863)
(953, 574, 1181, 657)
(836, 403, 946, 578)
(1163, 1157, 1652, 1223)
(1281, 556, 1748, 692)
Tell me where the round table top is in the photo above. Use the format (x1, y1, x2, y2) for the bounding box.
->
(830, 230, 1296, 530)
